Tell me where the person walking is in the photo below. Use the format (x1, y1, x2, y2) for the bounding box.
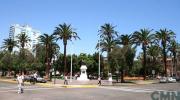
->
(32, 72, 38, 84)
(98, 76, 101, 85)
(64, 76, 68, 85)
(17, 73, 24, 94)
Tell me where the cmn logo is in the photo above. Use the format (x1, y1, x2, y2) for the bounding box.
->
(151, 91, 180, 100)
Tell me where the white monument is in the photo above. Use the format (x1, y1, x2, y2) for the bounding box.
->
(77, 65, 89, 81)
(108, 73, 113, 81)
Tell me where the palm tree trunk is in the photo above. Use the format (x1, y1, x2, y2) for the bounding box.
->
(173, 53, 176, 76)
(163, 48, 167, 77)
(121, 66, 125, 83)
(45, 46, 50, 79)
(63, 43, 67, 75)
(143, 45, 147, 80)
(107, 48, 111, 73)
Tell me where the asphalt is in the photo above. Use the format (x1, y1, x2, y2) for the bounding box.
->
(0, 81, 179, 100)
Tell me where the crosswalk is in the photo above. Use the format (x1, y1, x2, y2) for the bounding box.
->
(99, 87, 172, 93)
(0, 85, 53, 93)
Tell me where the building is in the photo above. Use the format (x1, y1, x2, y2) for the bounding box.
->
(9, 24, 41, 55)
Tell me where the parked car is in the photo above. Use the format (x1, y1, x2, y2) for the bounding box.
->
(24, 75, 33, 82)
(159, 77, 167, 83)
(36, 77, 47, 83)
(167, 77, 176, 83)
(159, 77, 177, 83)
(24, 75, 46, 83)
(175, 76, 180, 81)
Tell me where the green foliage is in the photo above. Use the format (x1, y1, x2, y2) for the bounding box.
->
(53, 23, 80, 74)
(1, 38, 17, 53)
(155, 29, 175, 76)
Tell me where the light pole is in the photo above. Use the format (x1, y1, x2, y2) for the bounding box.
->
(70, 42, 73, 82)
(98, 39, 101, 78)
(53, 56, 57, 84)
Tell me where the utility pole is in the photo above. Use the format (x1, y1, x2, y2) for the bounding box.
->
(70, 42, 73, 82)
(98, 39, 101, 78)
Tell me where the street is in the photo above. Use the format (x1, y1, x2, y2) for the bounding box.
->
(0, 81, 179, 100)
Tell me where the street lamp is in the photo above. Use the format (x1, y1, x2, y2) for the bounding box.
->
(98, 38, 101, 78)
(53, 56, 57, 84)
(70, 42, 74, 82)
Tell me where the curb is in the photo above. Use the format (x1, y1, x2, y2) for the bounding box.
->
(36, 83, 98, 88)
(0, 79, 32, 85)
(62, 85, 99, 88)
(0, 79, 99, 88)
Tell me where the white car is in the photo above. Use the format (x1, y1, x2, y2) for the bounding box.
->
(159, 77, 167, 83)
(167, 77, 176, 83)
(36, 77, 47, 83)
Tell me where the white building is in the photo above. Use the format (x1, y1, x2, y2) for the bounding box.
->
(9, 24, 41, 55)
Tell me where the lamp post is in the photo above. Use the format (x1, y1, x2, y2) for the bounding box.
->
(98, 39, 101, 78)
(70, 52, 72, 82)
(53, 56, 57, 84)
(70, 42, 73, 82)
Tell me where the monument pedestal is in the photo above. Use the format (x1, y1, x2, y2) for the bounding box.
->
(108, 73, 113, 82)
(77, 65, 89, 81)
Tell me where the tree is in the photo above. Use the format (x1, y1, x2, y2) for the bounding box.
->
(16, 32, 31, 74)
(117, 34, 136, 74)
(1, 38, 18, 76)
(1, 38, 17, 53)
(1, 51, 13, 76)
(146, 44, 163, 75)
(53, 23, 80, 75)
(117, 34, 132, 46)
(98, 23, 118, 73)
(155, 29, 175, 76)
(169, 40, 179, 76)
(16, 32, 31, 58)
(132, 29, 154, 80)
(39, 33, 59, 79)
(17, 32, 31, 49)
(110, 46, 134, 82)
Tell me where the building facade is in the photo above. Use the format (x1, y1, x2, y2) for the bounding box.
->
(9, 24, 41, 55)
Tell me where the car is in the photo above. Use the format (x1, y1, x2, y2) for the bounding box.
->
(24, 75, 33, 82)
(159, 77, 167, 83)
(175, 76, 180, 81)
(167, 77, 176, 83)
(36, 77, 47, 83)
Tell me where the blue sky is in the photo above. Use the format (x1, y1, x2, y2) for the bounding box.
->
(0, 0, 180, 56)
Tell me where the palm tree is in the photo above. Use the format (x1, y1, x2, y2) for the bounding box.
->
(16, 32, 31, 74)
(169, 40, 179, 76)
(17, 32, 31, 49)
(1, 38, 18, 76)
(155, 29, 175, 76)
(146, 44, 162, 74)
(132, 29, 154, 80)
(1, 38, 17, 53)
(117, 34, 132, 45)
(53, 23, 79, 75)
(98, 23, 118, 73)
(39, 33, 59, 79)
(117, 34, 136, 82)
(147, 44, 161, 62)
(16, 32, 31, 58)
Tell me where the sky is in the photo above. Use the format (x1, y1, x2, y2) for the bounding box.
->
(0, 0, 180, 56)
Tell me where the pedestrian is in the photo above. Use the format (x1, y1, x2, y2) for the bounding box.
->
(17, 73, 24, 94)
(98, 76, 101, 85)
(64, 76, 68, 85)
(33, 72, 38, 84)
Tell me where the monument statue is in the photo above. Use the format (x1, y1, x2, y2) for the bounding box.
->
(77, 60, 89, 81)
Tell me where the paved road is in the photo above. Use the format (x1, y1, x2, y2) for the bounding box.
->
(0, 81, 179, 100)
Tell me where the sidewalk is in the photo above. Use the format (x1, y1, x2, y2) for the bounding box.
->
(0, 78, 99, 88)
(0, 78, 158, 88)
